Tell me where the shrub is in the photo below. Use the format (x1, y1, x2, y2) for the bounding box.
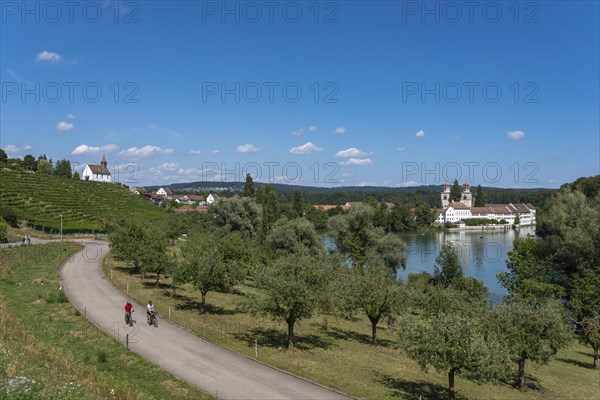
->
(0, 216, 7, 243)
(0, 206, 18, 227)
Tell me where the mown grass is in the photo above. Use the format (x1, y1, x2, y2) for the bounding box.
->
(0, 243, 212, 400)
(106, 253, 600, 400)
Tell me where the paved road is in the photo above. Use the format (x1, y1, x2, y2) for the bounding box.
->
(59, 240, 352, 400)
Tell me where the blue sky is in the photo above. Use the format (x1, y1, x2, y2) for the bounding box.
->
(1, 1, 598, 188)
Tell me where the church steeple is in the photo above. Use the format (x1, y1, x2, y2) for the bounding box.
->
(101, 154, 107, 168)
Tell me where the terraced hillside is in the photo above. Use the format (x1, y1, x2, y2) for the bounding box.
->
(0, 170, 165, 233)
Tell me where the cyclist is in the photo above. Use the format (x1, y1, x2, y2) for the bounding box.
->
(147, 300, 155, 324)
(124, 300, 134, 325)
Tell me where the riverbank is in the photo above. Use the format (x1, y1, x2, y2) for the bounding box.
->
(447, 224, 536, 232)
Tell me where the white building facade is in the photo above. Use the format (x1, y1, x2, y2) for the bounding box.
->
(82, 155, 111, 183)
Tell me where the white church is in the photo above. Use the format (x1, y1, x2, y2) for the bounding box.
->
(82, 155, 112, 183)
(436, 182, 536, 226)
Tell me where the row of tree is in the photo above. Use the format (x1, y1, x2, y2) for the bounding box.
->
(0, 151, 79, 179)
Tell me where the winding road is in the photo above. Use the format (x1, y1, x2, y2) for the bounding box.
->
(58, 240, 352, 400)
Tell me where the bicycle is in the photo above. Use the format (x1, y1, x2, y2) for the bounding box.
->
(148, 311, 158, 328)
(125, 310, 135, 326)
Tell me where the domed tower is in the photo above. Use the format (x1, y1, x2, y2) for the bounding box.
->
(461, 182, 472, 208)
(441, 182, 451, 207)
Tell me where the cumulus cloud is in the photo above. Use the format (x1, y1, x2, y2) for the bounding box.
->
(71, 144, 118, 155)
(235, 144, 259, 154)
(308, 126, 317, 132)
(334, 127, 346, 134)
(23, 145, 32, 151)
(291, 129, 305, 137)
(4, 145, 19, 154)
(36, 51, 63, 62)
(340, 158, 373, 166)
(118, 145, 174, 159)
(67, 113, 76, 119)
(188, 149, 202, 154)
(402, 180, 418, 187)
(415, 130, 425, 138)
(335, 147, 372, 158)
(289, 142, 324, 155)
(397, 146, 406, 152)
(56, 121, 74, 132)
(507, 130, 525, 140)
(211, 149, 221, 154)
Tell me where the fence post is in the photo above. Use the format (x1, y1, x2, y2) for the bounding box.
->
(168, 306, 171, 319)
(255, 339, 258, 358)
(126, 334, 129, 350)
(126, 282, 129, 294)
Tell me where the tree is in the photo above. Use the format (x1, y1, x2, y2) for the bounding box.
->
(415, 203, 436, 226)
(251, 253, 324, 349)
(255, 184, 280, 236)
(54, 159, 72, 178)
(345, 260, 404, 344)
(433, 242, 463, 287)
(474, 185, 485, 207)
(514, 213, 521, 225)
(495, 298, 572, 388)
(571, 267, 600, 368)
(73, 171, 80, 180)
(211, 196, 262, 240)
(389, 203, 417, 232)
(0, 148, 7, 164)
(22, 154, 37, 171)
(450, 179, 462, 202)
(304, 206, 328, 230)
(109, 221, 166, 277)
(497, 237, 566, 301)
(400, 288, 511, 400)
(37, 158, 53, 175)
(292, 189, 304, 217)
(243, 173, 254, 197)
(0, 206, 18, 227)
(266, 218, 323, 258)
(0, 216, 7, 243)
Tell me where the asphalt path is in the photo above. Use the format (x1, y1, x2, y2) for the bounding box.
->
(58, 240, 352, 400)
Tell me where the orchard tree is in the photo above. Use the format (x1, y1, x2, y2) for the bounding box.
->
(571, 266, 600, 368)
(22, 154, 37, 171)
(211, 196, 262, 239)
(255, 184, 280, 236)
(266, 217, 323, 258)
(292, 189, 304, 217)
(251, 253, 325, 349)
(389, 203, 416, 232)
(495, 298, 572, 388)
(432, 242, 463, 287)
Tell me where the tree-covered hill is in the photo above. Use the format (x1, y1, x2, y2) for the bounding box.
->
(0, 169, 165, 233)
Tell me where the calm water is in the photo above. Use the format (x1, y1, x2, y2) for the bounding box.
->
(398, 226, 536, 296)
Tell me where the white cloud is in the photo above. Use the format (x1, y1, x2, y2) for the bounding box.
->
(342, 172, 354, 178)
(507, 130, 525, 140)
(397, 146, 406, 152)
(36, 51, 63, 62)
(402, 180, 418, 187)
(148, 124, 180, 137)
(118, 145, 174, 159)
(335, 147, 372, 158)
(291, 129, 305, 137)
(67, 113, 76, 119)
(340, 158, 373, 166)
(56, 121, 74, 132)
(23, 145, 32, 151)
(235, 144, 259, 154)
(415, 129, 425, 138)
(454, 134, 463, 139)
(289, 142, 324, 155)
(188, 150, 202, 154)
(357, 181, 377, 187)
(334, 127, 346, 134)
(308, 126, 317, 132)
(211, 149, 221, 154)
(4, 145, 19, 154)
(71, 144, 119, 155)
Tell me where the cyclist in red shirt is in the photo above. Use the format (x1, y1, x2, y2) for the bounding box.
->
(124, 300, 134, 325)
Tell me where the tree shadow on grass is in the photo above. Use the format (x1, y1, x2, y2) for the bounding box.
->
(235, 327, 334, 351)
(323, 325, 396, 348)
(556, 357, 595, 370)
(142, 281, 171, 291)
(577, 350, 594, 358)
(173, 296, 236, 315)
(112, 265, 137, 275)
(376, 374, 466, 400)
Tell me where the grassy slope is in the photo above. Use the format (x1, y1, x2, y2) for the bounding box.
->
(106, 255, 600, 400)
(0, 243, 211, 400)
(0, 170, 165, 232)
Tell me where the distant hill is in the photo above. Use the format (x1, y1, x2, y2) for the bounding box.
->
(0, 170, 165, 233)
(146, 181, 556, 208)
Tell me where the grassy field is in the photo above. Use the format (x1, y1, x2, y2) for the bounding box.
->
(106, 253, 600, 400)
(0, 243, 211, 400)
(0, 170, 165, 233)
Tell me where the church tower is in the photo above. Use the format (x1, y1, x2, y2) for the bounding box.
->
(441, 182, 451, 207)
(461, 182, 472, 208)
(101, 154, 107, 168)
